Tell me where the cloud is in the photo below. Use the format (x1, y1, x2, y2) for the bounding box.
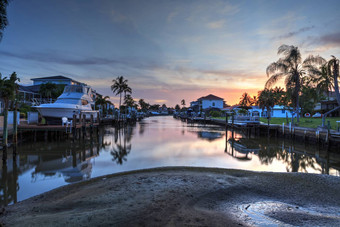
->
(0, 50, 124, 66)
(316, 32, 340, 46)
(274, 26, 315, 39)
(206, 20, 225, 29)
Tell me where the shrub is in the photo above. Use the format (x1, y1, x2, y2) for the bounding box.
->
(210, 110, 221, 117)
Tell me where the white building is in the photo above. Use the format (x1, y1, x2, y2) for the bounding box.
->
(197, 94, 224, 110)
(248, 105, 295, 118)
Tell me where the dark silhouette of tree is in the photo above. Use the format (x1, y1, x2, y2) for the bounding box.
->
(181, 99, 186, 108)
(266, 45, 324, 123)
(111, 76, 129, 119)
(0, 0, 9, 41)
(95, 95, 111, 116)
(138, 99, 149, 112)
(239, 92, 254, 107)
(0, 72, 19, 146)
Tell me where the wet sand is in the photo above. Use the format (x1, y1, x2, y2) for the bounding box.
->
(1, 167, 340, 226)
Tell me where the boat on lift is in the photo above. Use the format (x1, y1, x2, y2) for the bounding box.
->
(34, 84, 98, 124)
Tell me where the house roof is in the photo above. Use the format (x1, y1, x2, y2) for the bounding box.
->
(198, 94, 224, 101)
(31, 75, 72, 81)
(31, 75, 83, 85)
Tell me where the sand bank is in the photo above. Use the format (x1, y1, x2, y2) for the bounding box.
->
(1, 167, 340, 226)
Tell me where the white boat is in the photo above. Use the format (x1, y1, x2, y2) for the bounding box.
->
(34, 85, 99, 124)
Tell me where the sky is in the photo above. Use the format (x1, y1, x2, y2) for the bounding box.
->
(0, 0, 340, 107)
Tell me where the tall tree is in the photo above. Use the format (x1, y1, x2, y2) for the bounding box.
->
(0, 0, 9, 41)
(0, 72, 19, 146)
(239, 92, 254, 107)
(257, 89, 276, 119)
(124, 94, 135, 108)
(138, 99, 149, 112)
(111, 76, 128, 119)
(181, 99, 186, 109)
(266, 45, 324, 123)
(321, 56, 340, 127)
(95, 95, 111, 116)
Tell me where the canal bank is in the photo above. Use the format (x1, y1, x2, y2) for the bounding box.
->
(1, 167, 339, 226)
(176, 116, 340, 149)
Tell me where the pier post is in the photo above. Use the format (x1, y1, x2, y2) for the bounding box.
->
(231, 114, 234, 128)
(82, 114, 86, 138)
(13, 102, 18, 144)
(90, 114, 94, 135)
(225, 114, 228, 132)
(72, 114, 77, 140)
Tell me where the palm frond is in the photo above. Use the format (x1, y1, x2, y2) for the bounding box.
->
(266, 62, 288, 76)
(277, 45, 292, 55)
(265, 73, 285, 89)
(303, 55, 326, 66)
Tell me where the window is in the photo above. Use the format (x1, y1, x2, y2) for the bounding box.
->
(212, 102, 215, 106)
(282, 109, 285, 113)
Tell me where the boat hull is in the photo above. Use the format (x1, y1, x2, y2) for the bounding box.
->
(35, 106, 98, 124)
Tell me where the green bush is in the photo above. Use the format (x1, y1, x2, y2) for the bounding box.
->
(210, 110, 221, 117)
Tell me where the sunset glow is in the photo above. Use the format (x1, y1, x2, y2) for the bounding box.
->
(0, 0, 339, 106)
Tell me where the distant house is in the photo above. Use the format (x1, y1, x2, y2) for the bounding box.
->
(248, 105, 295, 118)
(31, 75, 84, 86)
(197, 94, 224, 110)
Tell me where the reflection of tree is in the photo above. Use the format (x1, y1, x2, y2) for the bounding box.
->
(258, 138, 279, 165)
(139, 122, 145, 135)
(1, 149, 19, 206)
(110, 125, 134, 165)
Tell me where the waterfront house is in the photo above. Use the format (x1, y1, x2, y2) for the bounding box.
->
(198, 94, 224, 110)
(248, 105, 295, 118)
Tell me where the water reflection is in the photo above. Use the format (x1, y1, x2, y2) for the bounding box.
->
(1, 116, 339, 207)
(226, 131, 340, 175)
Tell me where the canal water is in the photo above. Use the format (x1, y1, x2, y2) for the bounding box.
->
(1, 116, 339, 206)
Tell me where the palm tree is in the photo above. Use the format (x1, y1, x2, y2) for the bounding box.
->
(122, 83, 132, 120)
(124, 94, 135, 108)
(0, 0, 9, 41)
(0, 72, 19, 146)
(257, 89, 276, 125)
(328, 56, 340, 105)
(138, 99, 149, 112)
(111, 76, 128, 120)
(181, 99, 185, 108)
(239, 92, 254, 107)
(308, 64, 333, 100)
(95, 95, 111, 117)
(321, 56, 340, 127)
(266, 45, 324, 123)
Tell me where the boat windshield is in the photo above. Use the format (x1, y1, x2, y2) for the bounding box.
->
(64, 86, 84, 93)
(54, 99, 80, 104)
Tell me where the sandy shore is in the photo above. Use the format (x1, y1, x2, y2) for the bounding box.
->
(1, 167, 340, 226)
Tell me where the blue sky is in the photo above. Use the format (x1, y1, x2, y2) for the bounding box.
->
(1, 0, 340, 106)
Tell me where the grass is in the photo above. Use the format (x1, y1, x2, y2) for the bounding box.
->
(211, 116, 340, 129)
(260, 117, 340, 129)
